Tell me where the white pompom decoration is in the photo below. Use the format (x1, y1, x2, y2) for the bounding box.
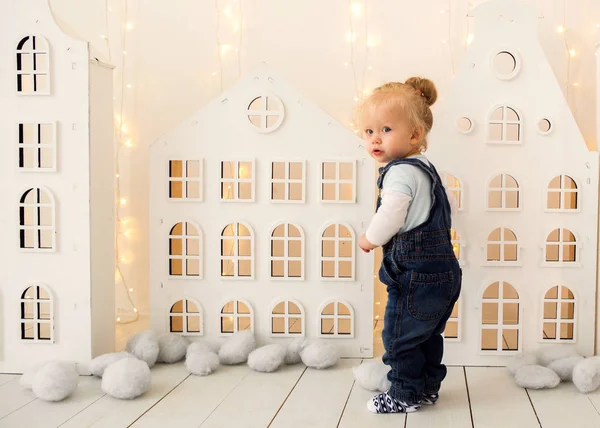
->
(352, 361, 391, 392)
(514, 365, 560, 390)
(32, 361, 79, 402)
(185, 350, 220, 376)
(248, 345, 286, 373)
(90, 352, 135, 377)
(300, 341, 339, 369)
(101, 358, 151, 399)
(157, 334, 189, 364)
(218, 330, 256, 365)
(573, 357, 600, 394)
(126, 330, 160, 368)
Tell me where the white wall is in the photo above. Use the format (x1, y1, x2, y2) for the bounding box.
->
(47, 0, 600, 319)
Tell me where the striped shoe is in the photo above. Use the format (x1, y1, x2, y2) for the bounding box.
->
(421, 392, 439, 405)
(367, 392, 421, 414)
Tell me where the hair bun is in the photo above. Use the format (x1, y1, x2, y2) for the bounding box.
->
(405, 77, 438, 107)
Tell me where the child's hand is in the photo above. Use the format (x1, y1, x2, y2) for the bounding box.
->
(359, 234, 377, 253)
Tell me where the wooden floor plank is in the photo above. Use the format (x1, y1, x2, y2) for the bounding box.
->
(0, 375, 18, 387)
(200, 364, 306, 428)
(131, 364, 249, 428)
(528, 381, 600, 428)
(59, 364, 189, 428)
(406, 367, 472, 428)
(0, 375, 37, 419)
(0, 376, 104, 428)
(466, 367, 539, 428)
(269, 359, 359, 428)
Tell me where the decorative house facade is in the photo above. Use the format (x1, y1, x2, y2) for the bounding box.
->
(149, 65, 376, 358)
(0, 0, 115, 372)
(428, 0, 599, 365)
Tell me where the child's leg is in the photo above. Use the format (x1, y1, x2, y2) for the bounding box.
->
(421, 293, 461, 402)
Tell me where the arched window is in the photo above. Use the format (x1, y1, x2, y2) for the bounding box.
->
(168, 222, 202, 278)
(487, 174, 520, 210)
(481, 281, 521, 353)
(545, 228, 577, 264)
(486, 227, 519, 264)
(441, 173, 463, 210)
(488, 106, 521, 144)
(318, 300, 354, 338)
(220, 299, 254, 335)
(16, 36, 50, 94)
(542, 286, 576, 342)
(21, 285, 53, 341)
(221, 222, 254, 279)
(319, 223, 355, 280)
(19, 188, 55, 251)
(270, 223, 304, 280)
(169, 298, 202, 336)
(270, 300, 305, 336)
(547, 175, 578, 211)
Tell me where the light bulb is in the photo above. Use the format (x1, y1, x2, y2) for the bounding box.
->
(134, 308, 138, 312)
(569, 49, 576, 57)
(351, 3, 361, 17)
(442, 39, 448, 44)
(116, 174, 120, 178)
(117, 317, 121, 322)
(123, 51, 127, 55)
(120, 198, 127, 205)
(220, 44, 232, 54)
(100, 35, 107, 40)
(129, 288, 133, 292)
(557, 25, 565, 33)
(375, 315, 380, 319)
(367, 65, 373, 71)
(126, 22, 133, 30)
(126, 84, 132, 89)
(125, 139, 132, 147)
(467, 34, 474, 45)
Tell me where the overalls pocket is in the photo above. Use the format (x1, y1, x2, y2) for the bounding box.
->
(407, 270, 455, 321)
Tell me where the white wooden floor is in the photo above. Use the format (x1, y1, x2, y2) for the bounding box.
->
(1, 360, 600, 428)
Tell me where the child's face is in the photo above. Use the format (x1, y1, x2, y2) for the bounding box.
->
(360, 103, 420, 164)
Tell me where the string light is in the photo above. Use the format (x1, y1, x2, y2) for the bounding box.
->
(110, 0, 139, 324)
(215, 0, 244, 92)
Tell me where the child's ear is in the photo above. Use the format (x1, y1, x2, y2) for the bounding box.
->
(410, 126, 424, 145)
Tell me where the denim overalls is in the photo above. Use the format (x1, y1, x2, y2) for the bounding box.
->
(377, 157, 461, 404)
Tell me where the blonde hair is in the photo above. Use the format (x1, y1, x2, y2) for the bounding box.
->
(359, 77, 438, 152)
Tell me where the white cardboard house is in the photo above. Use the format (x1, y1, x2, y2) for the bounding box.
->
(149, 65, 376, 358)
(427, 0, 599, 366)
(0, 0, 115, 373)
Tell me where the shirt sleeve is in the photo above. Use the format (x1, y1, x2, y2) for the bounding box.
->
(365, 190, 412, 247)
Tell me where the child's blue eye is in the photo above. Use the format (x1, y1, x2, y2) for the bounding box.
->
(383, 127, 391, 133)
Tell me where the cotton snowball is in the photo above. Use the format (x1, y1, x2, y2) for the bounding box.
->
(186, 350, 220, 376)
(218, 330, 256, 365)
(537, 345, 580, 367)
(102, 358, 151, 399)
(285, 338, 308, 365)
(507, 353, 538, 376)
(514, 365, 560, 390)
(157, 334, 189, 364)
(32, 361, 79, 402)
(352, 361, 391, 392)
(573, 357, 600, 394)
(547, 356, 584, 382)
(89, 352, 135, 377)
(126, 330, 160, 368)
(248, 345, 287, 373)
(300, 341, 339, 369)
